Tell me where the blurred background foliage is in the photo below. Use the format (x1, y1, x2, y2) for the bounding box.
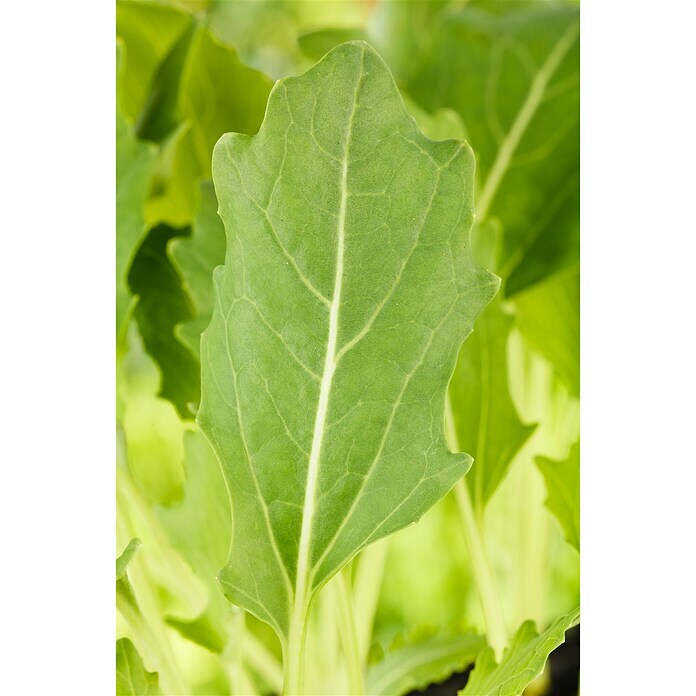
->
(116, 1, 579, 694)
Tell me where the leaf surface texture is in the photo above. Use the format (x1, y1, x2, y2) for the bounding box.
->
(199, 41, 497, 643)
(461, 607, 579, 696)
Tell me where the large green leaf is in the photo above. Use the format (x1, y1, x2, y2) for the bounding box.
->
(461, 607, 579, 696)
(116, 638, 161, 696)
(514, 263, 579, 397)
(449, 224, 535, 511)
(367, 627, 484, 696)
(399, 2, 580, 295)
(169, 182, 226, 359)
(116, 44, 156, 339)
(199, 41, 497, 650)
(537, 441, 579, 551)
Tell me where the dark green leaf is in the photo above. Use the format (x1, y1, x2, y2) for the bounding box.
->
(401, 3, 580, 294)
(117, 43, 156, 339)
(129, 225, 200, 418)
(169, 182, 226, 359)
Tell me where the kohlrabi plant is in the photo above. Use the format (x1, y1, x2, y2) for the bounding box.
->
(116, 2, 580, 695)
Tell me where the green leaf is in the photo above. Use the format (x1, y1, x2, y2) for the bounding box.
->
(157, 430, 233, 653)
(116, 0, 192, 123)
(180, 27, 274, 174)
(449, 224, 535, 510)
(117, 43, 156, 339)
(116, 638, 161, 696)
(165, 613, 227, 654)
(129, 225, 200, 418)
(461, 607, 579, 696)
(369, 0, 451, 85)
(401, 3, 580, 294)
(537, 442, 580, 551)
(158, 430, 230, 581)
(169, 182, 226, 359)
(199, 41, 497, 650)
(299, 28, 370, 63)
(205, 0, 307, 79)
(367, 627, 485, 696)
(138, 20, 273, 226)
(117, 538, 143, 581)
(514, 263, 579, 397)
(137, 21, 198, 143)
(116, 539, 146, 643)
(401, 97, 468, 144)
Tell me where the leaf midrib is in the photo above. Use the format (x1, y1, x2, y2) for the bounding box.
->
(476, 21, 579, 221)
(368, 636, 483, 695)
(289, 46, 366, 640)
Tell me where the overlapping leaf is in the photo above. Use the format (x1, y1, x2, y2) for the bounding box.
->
(128, 224, 199, 417)
(118, 4, 273, 417)
(514, 263, 580, 397)
(199, 41, 497, 644)
(449, 224, 535, 511)
(127, 10, 273, 225)
(461, 607, 579, 695)
(158, 430, 232, 652)
(116, 0, 192, 124)
(169, 182, 226, 359)
(116, 638, 161, 696)
(116, 44, 156, 340)
(537, 442, 580, 551)
(393, 2, 580, 295)
(367, 626, 484, 696)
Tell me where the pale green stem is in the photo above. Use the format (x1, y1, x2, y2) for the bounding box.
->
(446, 395, 507, 659)
(223, 610, 255, 696)
(239, 666, 260, 696)
(243, 631, 284, 694)
(335, 569, 365, 695)
(116, 464, 191, 693)
(514, 456, 547, 629)
(284, 603, 311, 696)
(117, 578, 188, 694)
(454, 481, 507, 660)
(352, 539, 389, 662)
(117, 459, 205, 611)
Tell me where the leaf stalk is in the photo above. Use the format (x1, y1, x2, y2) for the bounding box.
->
(445, 394, 507, 659)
